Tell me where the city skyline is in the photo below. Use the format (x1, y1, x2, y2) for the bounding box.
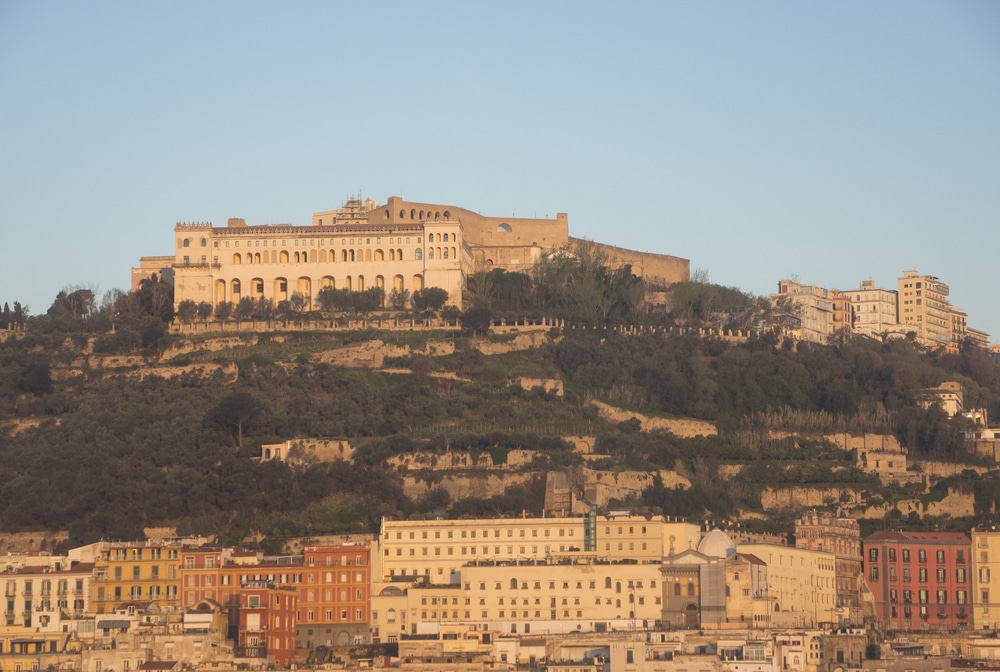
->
(1, 2, 998, 338)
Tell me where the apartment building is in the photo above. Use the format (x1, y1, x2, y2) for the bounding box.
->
(971, 528, 1000, 630)
(236, 581, 298, 667)
(0, 561, 92, 629)
(898, 270, 953, 350)
(846, 280, 898, 339)
(863, 531, 972, 631)
(795, 511, 863, 624)
(771, 280, 838, 344)
(91, 541, 184, 613)
(736, 543, 838, 628)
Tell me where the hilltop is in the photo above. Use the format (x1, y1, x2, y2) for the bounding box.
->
(1, 262, 998, 552)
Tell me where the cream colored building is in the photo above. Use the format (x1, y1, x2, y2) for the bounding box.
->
(736, 543, 837, 628)
(403, 559, 664, 636)
(164, 199, 470, 311)
(378, 514, 700, 584)
(971, 528, 1000, 630)
(771, 280, 837, 344)
(136, 194, 692, 315)
(846, 280, 898, 339)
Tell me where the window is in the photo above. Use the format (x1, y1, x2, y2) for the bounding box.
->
(936, 550, 945, 563)
(870, 566, 879, 580)
(869, 548, 879, 562)
(903, 549, 910, 562)
(918, 550, 927, 563)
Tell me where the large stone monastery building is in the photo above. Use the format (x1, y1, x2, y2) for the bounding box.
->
(134, 195, 690, 310)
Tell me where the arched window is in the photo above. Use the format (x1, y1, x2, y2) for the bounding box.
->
(443, 210, 450, 219)
(254, 253, 261, 263)
(386, 608, 396, 622)
(319, 249, 328, 262)
(497, 223, 512, 233)
(376, 275, 384, 290)
(365, 249, 372, 261)
(345, 276, 352, 291)
(357, 275, 365, 291)
(415, 248, 422, 261)
(389, 249, 395, 261)
(674, 583, 681, 596)
(412, 274, 423, 291)
(428, 248, 434, 259)
(434, 211, 440, 220)
(410, 208, 416, 219)
(384, 210, 390, 219)
(443, 233, 449, 242)
(510, 578, 518, 590)
(616, 582, 621, 594)
(397, 248, 403, 260)
(183, 238, 191, 247)
(322, 276, 334, 288)
(427, 233, 434, 242)
(451, 246, 456, 258)
(375, 249, 384, 261)
(616, 599, 621, 609)
(393, 275, 404, 292)
(687, 581, 695, 596)
(419, 210, 424, 220)
(605, 577, 612, 589)
(231, 279, 241, 301)
(309, 249, 317, 263)
(280, 250, 289, 263)
(342, 250, 348, 262)
(349, 250, 355, 262)
(399, 209, 406, 219)
(443, 248, 449, 259)
(233, 253, 242, 264)
(200, 238, 207, 247)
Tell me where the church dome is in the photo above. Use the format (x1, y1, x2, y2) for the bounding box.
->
(698, 529, 736, 559)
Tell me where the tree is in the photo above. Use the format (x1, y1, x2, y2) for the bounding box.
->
(197, 301, 214, 322)
(289, 291, 309, 314)
(205, 392, 264, 449)
(234, 297, 255, 322)
(215, 301, 233, 323)
(413, 287, 448, 311)
(460, 306, 493, 337)
(176, 300, 197, 325)
(47, 287, 95, 320)
(386, 288, 410, 310)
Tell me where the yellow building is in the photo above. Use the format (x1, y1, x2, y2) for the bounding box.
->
(898, 270, 952, 349)
(736, 543, 837, 628)
(91, 541, 184, 614)
(972, 528, 1000, 630)
(378, 514, 700, 584)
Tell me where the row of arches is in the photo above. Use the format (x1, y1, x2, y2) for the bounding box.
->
(215, 274, 425, 307)
(427, 247, 457, 260)
(181, 237, 208, 248)
(231, 248, 417, 265)
(427, 233, 452, 242)
(388, 208, 451, 221)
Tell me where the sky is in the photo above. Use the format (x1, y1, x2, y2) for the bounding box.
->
(1, 1, 998, 339)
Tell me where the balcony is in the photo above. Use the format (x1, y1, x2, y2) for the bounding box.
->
(235, 645, 267, 659)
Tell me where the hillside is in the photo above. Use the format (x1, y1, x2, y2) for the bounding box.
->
(1, 280, 998, 552)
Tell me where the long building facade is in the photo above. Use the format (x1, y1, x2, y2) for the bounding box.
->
(134, 194, 691, 313)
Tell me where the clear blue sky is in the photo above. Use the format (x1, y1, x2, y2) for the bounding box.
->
(2, 1, 998, 340)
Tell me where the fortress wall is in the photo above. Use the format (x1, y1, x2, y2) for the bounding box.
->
(573, 238, 690, 286)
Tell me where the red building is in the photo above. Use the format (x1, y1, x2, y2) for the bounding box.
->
(237, 581, 298, 667)
(863, 531, 971, 631)
(298, 543, 371, 647)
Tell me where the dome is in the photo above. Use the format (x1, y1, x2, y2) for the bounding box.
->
(698, 529, 736, 559)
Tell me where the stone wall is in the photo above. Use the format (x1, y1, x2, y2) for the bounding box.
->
(260, 439, 355, 464)
(401, 472, 538, 501)
(577, 238, 690, 286)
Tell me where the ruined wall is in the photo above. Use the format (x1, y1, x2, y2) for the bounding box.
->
(401, 472, 538, 501)
(518, 377, 564, 396)
(590, 400, 718, 438)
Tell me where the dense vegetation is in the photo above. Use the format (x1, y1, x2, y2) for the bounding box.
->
(1, 255, 998, 550)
